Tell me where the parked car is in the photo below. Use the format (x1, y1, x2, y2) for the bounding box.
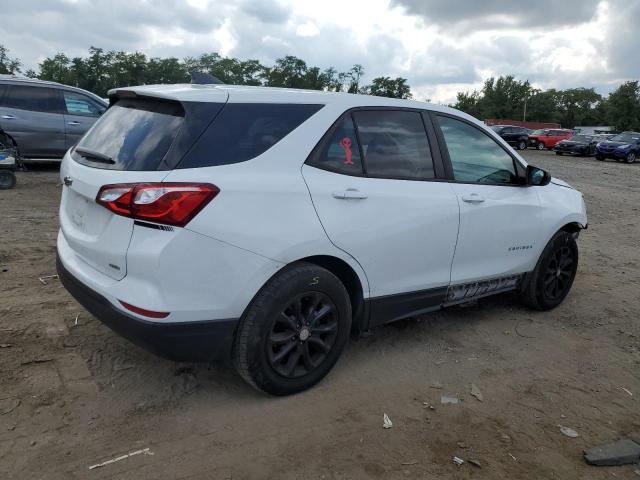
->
(529, 129, 573, 150)
(56, 84, 587, 395)
(490, 125, 529, 150)
(595, 131, 640, 163)
(553, 134, 602, 156)
(0, 75, 107, 161)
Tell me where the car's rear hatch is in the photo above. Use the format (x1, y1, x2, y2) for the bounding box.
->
(59, 87, 228, 280)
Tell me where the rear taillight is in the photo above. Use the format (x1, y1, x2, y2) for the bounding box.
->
(96, 183, 219, 227)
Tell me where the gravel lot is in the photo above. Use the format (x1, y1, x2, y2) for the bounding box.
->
(1, 150, 639, 479)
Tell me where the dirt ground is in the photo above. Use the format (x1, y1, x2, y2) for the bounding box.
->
(1, 150, 639, 479)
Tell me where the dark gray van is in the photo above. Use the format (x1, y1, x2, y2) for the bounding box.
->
(0, 75, 107, 161)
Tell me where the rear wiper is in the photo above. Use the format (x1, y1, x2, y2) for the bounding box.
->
(75, 147, 115, 164)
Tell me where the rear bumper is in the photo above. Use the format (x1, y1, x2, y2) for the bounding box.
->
(57, 254, 238, 364)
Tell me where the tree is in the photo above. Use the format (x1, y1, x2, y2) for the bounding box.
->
(604, 81, 640, 131)
(0, 45, 21, 74)
(365, 77, 412, 99)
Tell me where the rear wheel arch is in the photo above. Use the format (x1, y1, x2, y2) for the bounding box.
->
(295, 255, 366, 332)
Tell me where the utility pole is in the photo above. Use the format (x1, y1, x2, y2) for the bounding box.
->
(523, 96, 528, 122)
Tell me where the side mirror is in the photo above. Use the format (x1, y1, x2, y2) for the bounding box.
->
(526, 165, 551, 186)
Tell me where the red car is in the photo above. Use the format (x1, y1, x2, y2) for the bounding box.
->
(529, 129, 573, 150)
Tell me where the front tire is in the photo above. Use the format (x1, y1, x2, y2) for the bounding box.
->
(595, 153, 605, 161)
(233, 262, 352, 395)
(521, 231, 578, 310)
(625, 152, 636, 164)
(0, 171, 16, 190)
(517, 140, 527, 150)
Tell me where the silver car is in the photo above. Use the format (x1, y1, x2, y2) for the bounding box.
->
(0, 75, 107, 161)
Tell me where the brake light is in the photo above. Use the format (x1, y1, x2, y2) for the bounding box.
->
(96, 183, 219, 227)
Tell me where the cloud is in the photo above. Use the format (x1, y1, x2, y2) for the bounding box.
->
(390, 0, 600, 32)
(0, 0, 637, 105)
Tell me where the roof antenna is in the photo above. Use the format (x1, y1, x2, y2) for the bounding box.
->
(190, 71, 224, 85)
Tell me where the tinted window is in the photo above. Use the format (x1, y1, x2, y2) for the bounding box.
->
(1, 85, 63, 113)
(353, 110, 434, 179)
(437, 115, 518, 184)
(72, 98, 184, 170)
(180, 103, 323, 168)
(308, 114, 363, 175)
(64, 91, 103, 116)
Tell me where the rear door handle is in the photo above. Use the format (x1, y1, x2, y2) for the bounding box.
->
(67, 121, 80, 125)
(332, 188, 368, 200)
(1, 115, 15, 120)
(461, 193, 485, 203)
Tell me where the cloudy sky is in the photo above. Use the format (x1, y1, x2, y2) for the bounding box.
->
(1, 0, 638, 103)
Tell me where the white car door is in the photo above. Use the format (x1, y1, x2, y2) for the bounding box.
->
(302, 109, 460, 326)
(433, 113, 543, 285)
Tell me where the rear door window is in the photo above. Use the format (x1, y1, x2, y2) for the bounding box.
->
(72, 98, 184, 170)
(307, 114, 363, 175)
(179, 103, 323, 168)
(353, 110, 435, 180)
(0, 84, 63, 113)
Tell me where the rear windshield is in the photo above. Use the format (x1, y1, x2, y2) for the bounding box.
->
(178, 103, 323, 169)
(72, 98, 184, 170)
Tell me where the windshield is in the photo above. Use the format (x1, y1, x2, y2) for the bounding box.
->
(490, 126, 503, 132)
(610, 132, 640, 143)
(569, 135, 592, 142)
(531, 129, 546, 135)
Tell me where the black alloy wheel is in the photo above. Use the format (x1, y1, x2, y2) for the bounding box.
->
(233, 262, 351, 395)
(542, 246, 575, 302)
(267, 292, 338, 378)
(521, 230, 579, 310)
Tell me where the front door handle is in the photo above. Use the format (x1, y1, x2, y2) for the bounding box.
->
(1, 115, 15, 120)
(461, 193, 485, 203)
(67, 121, 80, 125)
(332, 188, 368, 200)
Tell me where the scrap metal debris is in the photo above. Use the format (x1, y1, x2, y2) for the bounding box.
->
(453, 456, 464, 466)
(38, 274, 58, 285)
(88, 447, 153, 470)
(383, 413, 393, 429)
(468, 459, 482, 468)
(470, 383, 484, 402)
(621, 387, 633, 396)
(441, 394, 459, 405)
(559, 425, 579, 438)
(584, 438, 640, 466)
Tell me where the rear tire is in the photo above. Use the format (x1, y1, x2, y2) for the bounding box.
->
(0, 171, 16, 189)
(625, 152, 636, 164)
(555, 151, 563, 156)
(595, 154, 605, 161)
(233, 262, 352, 395)
(521, 231, 578, 311)
(536, 142, 545, 150)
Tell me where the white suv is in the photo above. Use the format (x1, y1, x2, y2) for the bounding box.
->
(57, 84, 587, 395)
